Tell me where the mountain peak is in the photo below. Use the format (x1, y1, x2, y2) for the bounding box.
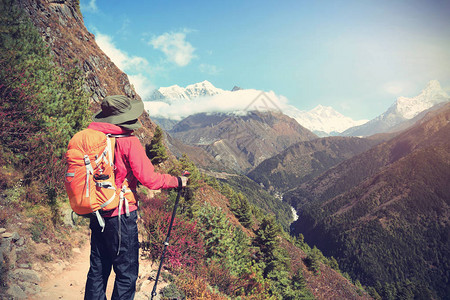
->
(292, 105, 368, 135)
(311, 105, 343, 116)
(425, 79, 441, 91)
(342, 80, 450, 136)
(420, 79, 447, 99)
(394, 80, 448, 119)
(150, 80, 224, 101)
(186, 80, 215, 89)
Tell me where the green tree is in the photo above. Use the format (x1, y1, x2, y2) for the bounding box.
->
(305, 246, 322, 275)
(230, 192, 253, 228)
(292, 267, 307, 291)
(195, 204, 250, 276)
(168, 154, 201, 217)
(220, 183, 234, 199)
(146, 125, 168, 164)
(327, 256, 340, 271)
(291, 266, 315, 299)
(253, 215, 285, 276)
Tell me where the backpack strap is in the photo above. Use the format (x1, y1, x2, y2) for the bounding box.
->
(94, 210, 105, 232)
(109, 134, 132, 138)
(84, 155, 94, 197)
(116, 180, 133, 255)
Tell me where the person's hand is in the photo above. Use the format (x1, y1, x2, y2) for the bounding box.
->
(180, 176, 189, 187)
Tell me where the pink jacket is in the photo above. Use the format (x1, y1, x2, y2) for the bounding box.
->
(88, 122, 179, 216)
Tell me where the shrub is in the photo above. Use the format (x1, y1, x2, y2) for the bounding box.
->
(160, 283, 185, 300)
(174, 271, 228, 300)
(140, 193, 205, 271)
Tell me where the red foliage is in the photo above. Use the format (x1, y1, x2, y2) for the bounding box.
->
(140, 193, 205, 271)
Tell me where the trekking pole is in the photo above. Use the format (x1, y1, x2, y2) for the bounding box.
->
(150, 171, 190, 300)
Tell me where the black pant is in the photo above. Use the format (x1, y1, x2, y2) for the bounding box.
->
(84, 210, 139, 300)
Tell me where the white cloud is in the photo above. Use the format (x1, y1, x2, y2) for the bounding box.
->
(149, 31, 195, 67)
(93, 31, 156, 99)
(95, 32, 149, 72)
(199, 63, 221, 75)
(143, 89, 367, 133)
(144, 89, 287, 120)
(81, 0, 98, 13)
(128, 74, 156, 100)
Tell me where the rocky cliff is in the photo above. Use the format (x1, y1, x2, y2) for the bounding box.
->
(16, 0, 157, 142)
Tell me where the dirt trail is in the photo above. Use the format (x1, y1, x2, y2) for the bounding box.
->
(28, 241, 167, 300)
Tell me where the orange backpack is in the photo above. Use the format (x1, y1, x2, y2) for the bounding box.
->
(64, 128, 134, 229)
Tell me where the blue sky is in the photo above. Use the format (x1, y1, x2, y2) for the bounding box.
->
(80, 0, 450, 120)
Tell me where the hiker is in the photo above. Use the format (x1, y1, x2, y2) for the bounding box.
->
(83, 95, 188, 300)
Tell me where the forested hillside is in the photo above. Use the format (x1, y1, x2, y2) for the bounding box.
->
(287, 103, 450, 299)
(248, 136, 380, 193)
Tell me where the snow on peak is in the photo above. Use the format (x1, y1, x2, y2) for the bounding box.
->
(310, 105, 345, 118)
(150, 80, 224, 101)
(392, 80, 449, 119)
(291, 105, 368, 134)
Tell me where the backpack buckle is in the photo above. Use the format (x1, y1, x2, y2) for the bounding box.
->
(84, 155, 91, 166)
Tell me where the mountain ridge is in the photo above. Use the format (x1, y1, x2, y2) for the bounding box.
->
(286, 102, 450, 299)
(343, 80, 449, 136)
(149, 80, 224, 101)
(247, 136, 381, 193)
(167, 110, 318, 173)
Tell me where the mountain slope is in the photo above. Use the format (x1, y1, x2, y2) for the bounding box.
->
(343, 80, 449, 136)
(169, 111, 317, 173)
(247, 136, 381, 193)
(286, 103, 450, 299)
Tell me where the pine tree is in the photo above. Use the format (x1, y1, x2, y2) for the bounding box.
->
(220, 183, 234, 199)
(292, 267, 307, 291)
(229, 192, 253, 228)
(306, 246, 321, 275)
(195, 204, 250, 276)
(146, 125, 168, 164)
(253, 215, 281, 276)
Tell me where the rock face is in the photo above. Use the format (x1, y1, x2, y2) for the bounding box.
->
(17, 0, 138, 104)
(1, 229, 41, 299)
(17, 0, 157, 144)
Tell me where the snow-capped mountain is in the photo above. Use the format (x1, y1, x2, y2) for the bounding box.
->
(392, 80, 448, 119)
(149, 80, 224, 101)
(343, 80, 450, 136)
(145, 81, 366, 135)
(289, 105, 368, 136)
